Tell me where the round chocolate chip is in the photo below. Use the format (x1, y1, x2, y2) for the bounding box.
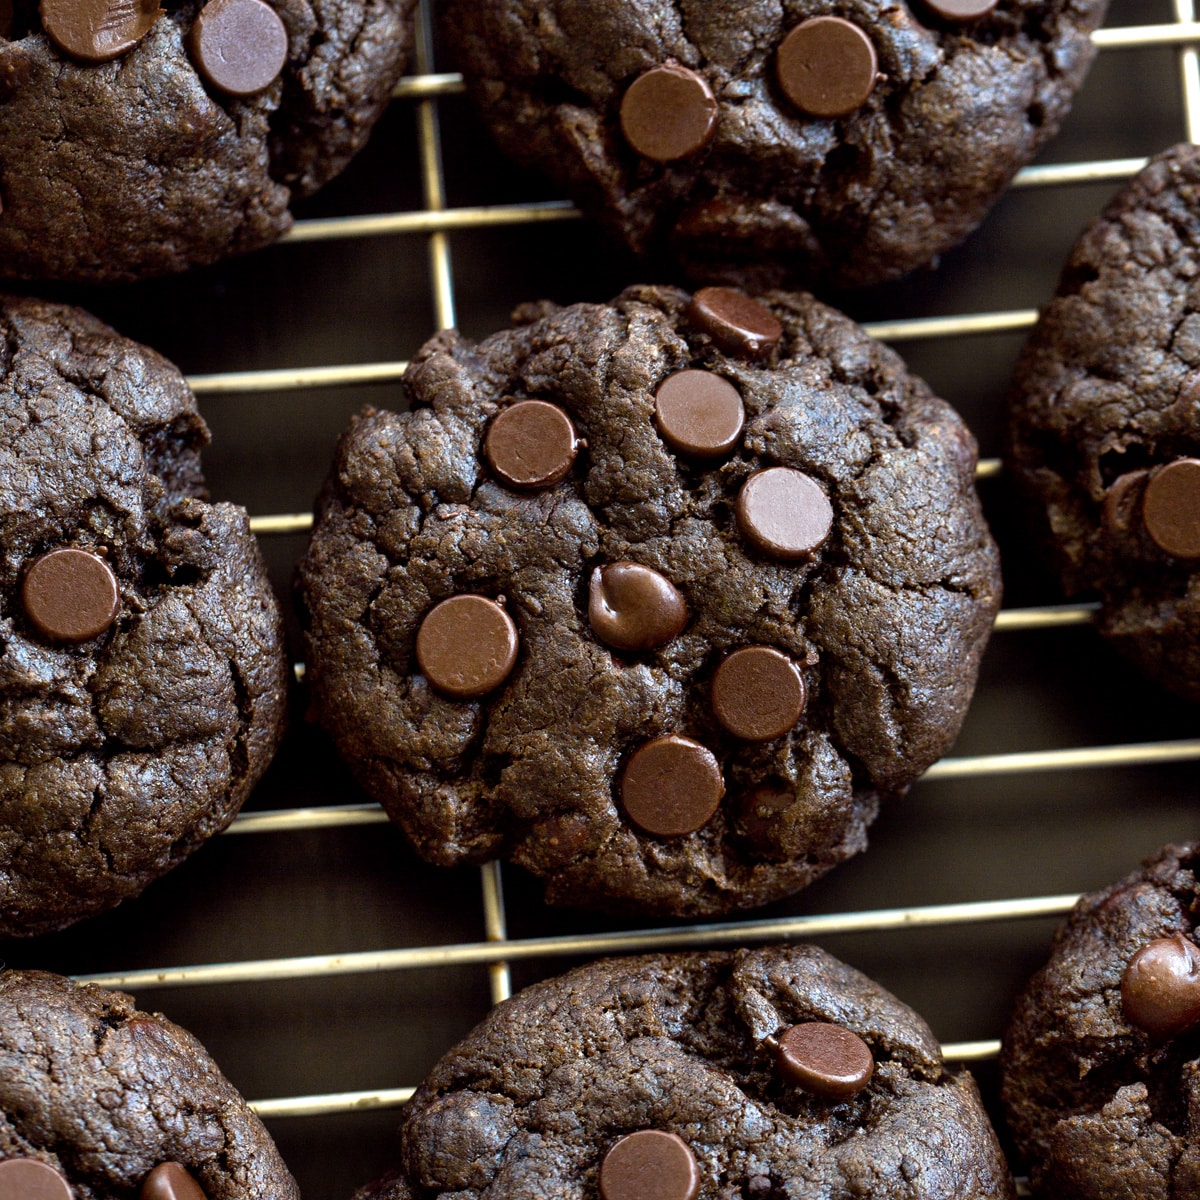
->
(776, 17, 879, 119)
(712, 646, 806, 741)
(484, 400, 580, 491)
(775, 1022, 874, 1099)
(190, 0, 287, 98)
(599, 1131, 700, 1200)
(0, 1160, 72, 1200)
(654, 369, 745, 459)
(22, 547, 120, 643)
(1142, 457, 1200, 559)
(40, 0, 162, 63)
(415, 595, 519, 700)
(1121, 935, 1200, 1039)
(621, 735, 724, 837)
(735, 467, 833, 560)
(920, 0, 998, 20)
(688, 287, 782, 361)
(142, 1164, 207, 1200)
(589, 563, 688, 652)
(619, 64, 718, 163)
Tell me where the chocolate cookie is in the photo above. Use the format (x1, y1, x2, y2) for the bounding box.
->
(0, 295, 287, 937)
(1001, 843, 1200, 1199)
(0, 969, 298, 1200)
(441, 0, 1108, 291)
(1007, 144, 1200, 703)
(297, 284, 1001, 916)
(353, 947, 1015, 1200)
(0, 0, 415, 282)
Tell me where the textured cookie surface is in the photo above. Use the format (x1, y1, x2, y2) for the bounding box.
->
(297, 284, 1001, 916)
(0, 296, 287, 937)
(442, 0, 1107, 290)
(1002, 844, 1200, 1200)
(0, 970, 298, 1200)
(0, 0, 415, 282)
(354, 947, 1014, 1200)
(1008, 144, 1200, 702)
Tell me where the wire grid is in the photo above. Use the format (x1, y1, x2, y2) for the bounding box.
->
(43, 0, 1200, 1180)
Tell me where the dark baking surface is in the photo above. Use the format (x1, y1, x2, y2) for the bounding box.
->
(0, 0, 1196, 1197)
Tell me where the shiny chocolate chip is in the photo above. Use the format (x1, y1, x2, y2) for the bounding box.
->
(621, 735, 724, 837)
(142, 1164, 207, 1200)
(736, 467, 833, 560)
(775, 1022, 874, 1099)
(415, 595, 519, 699)
(588, 562, 688, 652)
(688, 287, 782, 360)
(40, 0, 162, 63)
(0, 1160, 72, 1200)
(620, 64, 718, 163)
(22, 547, 120, 643)
(190, 0, 287, 97)
(1121, 935, 1200, 1038)
(1142, 458, 1200, 559)
(599, 1131, 700, 1200)
(776, 17, 878, 119)
(654, 369, 745, 459)
(921, 0, 998, 19)
(712, 646, 806, 741)
(484, 399, 579, 490)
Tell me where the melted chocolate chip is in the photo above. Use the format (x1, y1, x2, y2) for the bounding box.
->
(776, 17, 879, 119)
(599, 1131, 700, 1200)
(688, 287, 782, 360)
(621, 735, 724, 837)
(484, 399, 580, 490)
(40, 0, 162, 63)
(415, 595, 519, 699)
(22, 547, 120, 643)
(0, 1160, 72, 1200)
(775, 1022, 874, 1099)
(1142, 457, 1200, 558)
(737, 781, 794, 844)
(654, 369, 745, 459)
(142, 1164, 207, 1200)
(712, 646, 806, 741)
(1101, 469, 1151, 539)
(619, 64, 718, 163)
(735, 467, 833, 560)
(920, 0, 998, 19)
(588, 562, 688, 652)
(1121, 934, 1200, 1039)
(190, 0, 287, 97)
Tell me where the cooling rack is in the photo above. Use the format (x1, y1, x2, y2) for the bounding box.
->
(6, 1, 1200, 1197)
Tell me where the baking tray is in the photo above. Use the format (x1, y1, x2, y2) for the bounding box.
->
(3, 0, 1198, 1196)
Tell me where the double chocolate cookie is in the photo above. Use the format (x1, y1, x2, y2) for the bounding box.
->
(1002, 844, 1200, 1199)
(297, 284, 1001, 916)
(0, 295, 287, 937)
(1008, 144, 1200, 703)
(442, 0, 1108, 290)
(0, 0, 415, 281)
(0, 969, 298, 1200)
(354, 947, 1015, 1200)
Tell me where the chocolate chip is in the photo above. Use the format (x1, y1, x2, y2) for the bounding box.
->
(688, 287, 782, 360)
(621, 735, 724, 837)
(735, 467, 833, 560)
(1101, 469, 1151, 538)
(599, 1131, 700, 1200)
(712, 646, 806, 741)
(415, 595, 519, 699)
(1121, 935, 1200, 1038)
(775, 1022, 874, 1099)
(654, 369, 745, 459)
(484, 399, 580, 490)
(1142, 457, 1200, 558)
(0, 1160, 72, 1200)
(737, 780, 794, 843)
(142, 1164, 207, 1200)
(40, 0, 162, 63)
(22, 547, 120, 643)
(920, 0, 998, 20)
(776, 17, 879, 119)
(588, 562, 688, 652)
(619, 64, 717, 163)
(190, 0, 287, 97)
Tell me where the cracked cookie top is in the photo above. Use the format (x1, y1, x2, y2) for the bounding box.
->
(297, 284, 1001, 916)
(1007, 144, 1200, 703)
(0, 970, 299, 1200)
(0, 295, 287, 937)
(441, 0, 1108, 291)
(0, 0, 416, 282)
(353, 947, 1015, 1200)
